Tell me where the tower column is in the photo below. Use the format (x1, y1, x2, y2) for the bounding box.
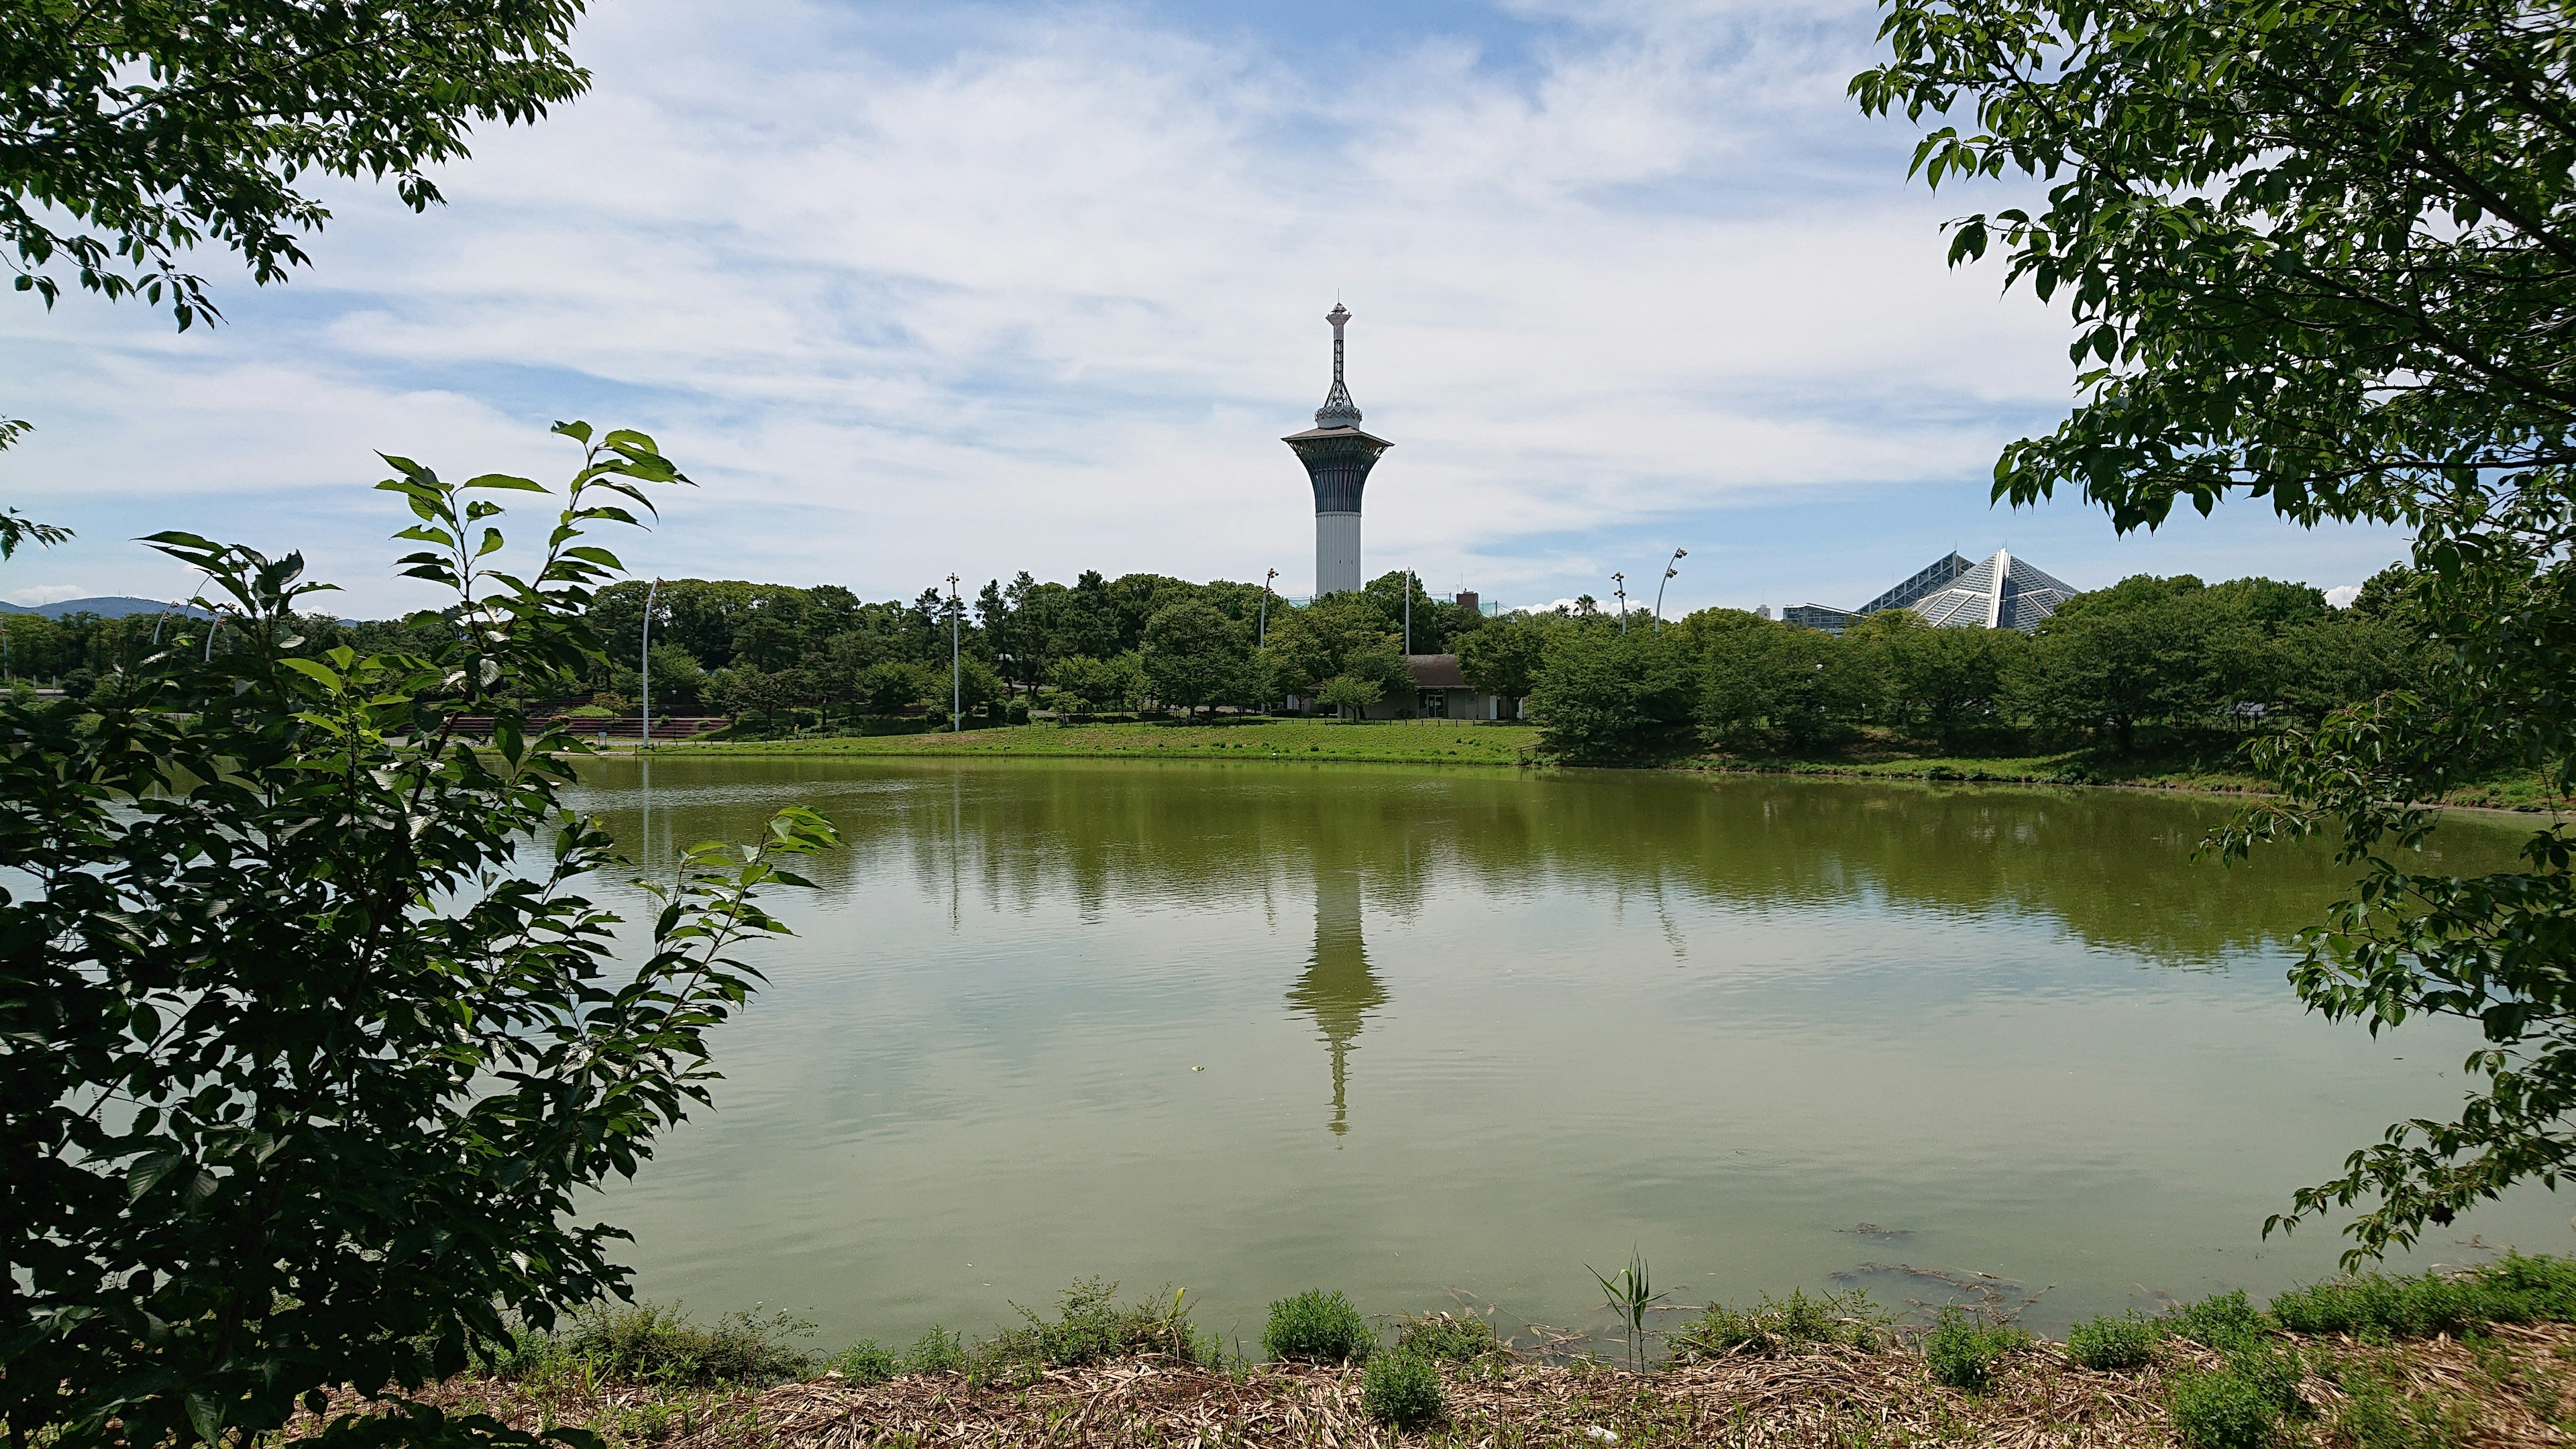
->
(1283, 304, 1391, 596)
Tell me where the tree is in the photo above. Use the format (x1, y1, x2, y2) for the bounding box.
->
(1529, 627, 1699, 761)
(1258, 593, 1405, 706)
(2013, 576, 2216, 751)
(1140, 601, 1250, 716)
(1848, 609, 2022, 747)
(1859, 0, 2576, 1259)
(1456, 611, 1557, 702)
(855, 659, 935, 716)
(4, 1, 590, 333)
(0, 425, 835, 1448)
(1696, 619, 1864, 748)
(1048, 653, 1142, 716)
(1316, 674, 1383, 719)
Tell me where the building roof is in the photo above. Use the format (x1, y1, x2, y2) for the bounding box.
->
(1786, 549, 2078, 633)
(1404, 653, 1469, 689)
(1280, 425, 1392, 447)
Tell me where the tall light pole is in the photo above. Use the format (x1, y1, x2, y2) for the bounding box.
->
(1612, 572, 1628, 634)
(1403, 570, 1413, 655)
(947, 573, 962, 733)
(1258, 568, 1277, 645)
(1653, 549, 1687, 629)
(641, 577, 662, 750)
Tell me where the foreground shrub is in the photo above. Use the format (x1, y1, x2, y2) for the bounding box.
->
(1667, 1289, 1890, 1360)
(2169, 1339, 2308, 1449)
(2167, 1290, 2271, 1352)
(825, 1340, 900, 1383)
(1394, 1311, 1502, 1364)
(981, 1278, 1215, 1370)
(2065, 1311, 2161, 1372)
(1265, 1289, 1375, 1363)
(1361, 1351, 1446, 1428)
(2324, 1351, 2474, 1449)
(2167, 1364, 2282, 1449)
(1921, 1309, 2027, 1392)
(904, 1326, 971, 1375)
(2271, 1253, 2576, 1340)
(1, 425, 837, 1449)
(486, 1303, 816, 1388)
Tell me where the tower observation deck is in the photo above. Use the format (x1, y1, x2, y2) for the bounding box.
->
(1283, 304, 1391, 596)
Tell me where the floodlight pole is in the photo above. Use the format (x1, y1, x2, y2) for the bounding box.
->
(1403, 570, 1413, 655)
(641, 577, 661, 750)
(1258, 568, 1277, 645)
(1612, 572, 1628, 634)
(947, 574, 962, 732)
(1653, 549, 1687, 629)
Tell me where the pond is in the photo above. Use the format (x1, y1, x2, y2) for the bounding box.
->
(561, 755, 2567, 1352)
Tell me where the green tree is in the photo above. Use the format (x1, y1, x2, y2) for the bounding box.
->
(1697, 619, 1865, 748)
(1140, 601, 1250, 716)
(1859, 0, 2576, 1258)
(855, 659, 934, 716)
(4, 1, 589, 333)
(2013, 576, 2216, 751)
(1849, 610, 2022, 747)
(1529, 627, 1699, 761)
(1047, 652, 1143, 715)
(645, 641, 705, 714)
(1456, 611, 1557, 701)
(0, 425, 834, 1449)
(1316, 674, 1384, 719)
(1258, 593, 1405, 706)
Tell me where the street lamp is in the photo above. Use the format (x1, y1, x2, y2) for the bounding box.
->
(1403, 569, 1414, 655)
(1611, 572, 1628, 634)
(640, 577, 663, 750)
(1653, 549, 1688, 628)
(946, 574, 962, 733)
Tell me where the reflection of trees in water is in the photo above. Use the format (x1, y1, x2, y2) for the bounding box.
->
(1284, 869, 1385, 1136)
(564, 758, 2525, 969)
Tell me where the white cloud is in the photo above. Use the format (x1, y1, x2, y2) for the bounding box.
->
(2324, 584, 2361, 608)
(5, 584, 91, 606)
(2, 0, 2112, 614)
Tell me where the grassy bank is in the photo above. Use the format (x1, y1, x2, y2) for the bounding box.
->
(653, 718, 1545, 767)
(305, 1259, 2576, 1448)
(637, 720, 2571, 809)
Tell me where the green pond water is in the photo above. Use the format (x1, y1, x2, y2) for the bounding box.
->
(561, 754, 2567, 1352)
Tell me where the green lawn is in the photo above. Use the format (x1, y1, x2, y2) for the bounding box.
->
(649, 719, 2568, 810)
(657, 717, 1544, 766)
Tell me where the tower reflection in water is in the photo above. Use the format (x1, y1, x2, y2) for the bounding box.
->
(1282, 868, 1386, 1136)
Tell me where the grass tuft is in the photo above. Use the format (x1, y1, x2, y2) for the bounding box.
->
(1921, 1309, 2027, 1393)
(1393, 1311, 1503, 1365)
(1666, 1288, 1890, 1361)
(2065, 1311, 2161, 1372)
(481, 1303, 817, 1388)
(978, 1278, 1216, 1372)
(1263, 1289, 1375, 1364)
(1360, 1350, 1446, 1428)
(2271, 1252, 2576, 1340)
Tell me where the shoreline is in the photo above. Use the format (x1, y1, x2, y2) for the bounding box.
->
(300, 1257, 2576, 1449)
(596, 720, 2570, 815)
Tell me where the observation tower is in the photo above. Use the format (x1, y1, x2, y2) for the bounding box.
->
(1283, 304, 1391, 596)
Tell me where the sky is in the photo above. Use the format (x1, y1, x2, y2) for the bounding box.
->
(0, 0, 2408, 619)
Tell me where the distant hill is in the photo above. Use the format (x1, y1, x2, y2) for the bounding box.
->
(0, 596, 208, 620)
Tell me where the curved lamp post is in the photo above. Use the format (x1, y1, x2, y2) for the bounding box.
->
(1653, 548, 1687, 628)
(640, 577, 662, 750)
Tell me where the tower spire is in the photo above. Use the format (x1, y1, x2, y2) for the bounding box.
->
(1316, 303, 1361, 429)
(1285, 301, 1390, 596)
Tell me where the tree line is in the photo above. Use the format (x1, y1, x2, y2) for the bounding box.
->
(1507, 568, 2425, 762)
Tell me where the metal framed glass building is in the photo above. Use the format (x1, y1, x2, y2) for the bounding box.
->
(1786, 549, 2077, 634)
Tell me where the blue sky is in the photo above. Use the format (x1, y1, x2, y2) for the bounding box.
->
(0, 0, 2407, 618)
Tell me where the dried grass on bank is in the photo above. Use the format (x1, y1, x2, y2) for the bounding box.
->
(324, 1321, 2576, 1449)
